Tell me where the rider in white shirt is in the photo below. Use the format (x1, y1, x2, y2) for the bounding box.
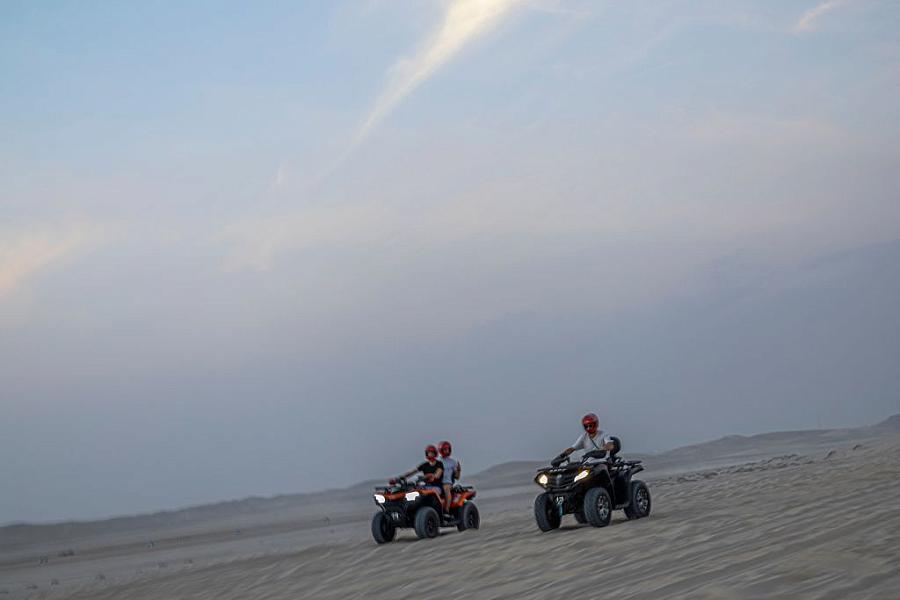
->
(558, 413, 617, 460)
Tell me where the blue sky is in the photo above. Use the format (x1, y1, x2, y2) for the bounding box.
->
(2, 0, 899, 523)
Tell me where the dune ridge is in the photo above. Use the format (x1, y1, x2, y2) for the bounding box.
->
(2, 416, 899, 599)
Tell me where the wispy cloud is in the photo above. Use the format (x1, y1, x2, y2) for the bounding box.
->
(271, 163, 287, 189)
(793, 0, 851, 34)
(352, 0, 522, 148)
(0, 222, 107, 298)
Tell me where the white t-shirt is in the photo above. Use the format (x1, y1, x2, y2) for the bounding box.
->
(440, 456, 459, 484)
(572, 431, 612, 454)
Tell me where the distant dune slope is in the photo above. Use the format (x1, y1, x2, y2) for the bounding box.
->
(2, 414, 898, 551)
(27, 430, 900, 600)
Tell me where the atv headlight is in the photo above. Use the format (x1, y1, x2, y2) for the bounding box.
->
(574, 470, 589, 483)
(405, 491, 420, 502)
(373, 494, 386, 504)
(537, 474, 549, 486)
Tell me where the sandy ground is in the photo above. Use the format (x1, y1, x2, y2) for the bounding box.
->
(3, 421, 899, 600)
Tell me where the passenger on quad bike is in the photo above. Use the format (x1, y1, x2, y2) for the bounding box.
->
(556, 412, 617, 463)
(438, 441, 461, 515)
(372, 445, 479, 543)
(394, 444, 444, 496)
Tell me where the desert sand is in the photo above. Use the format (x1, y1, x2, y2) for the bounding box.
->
(3, 416, 899, 599)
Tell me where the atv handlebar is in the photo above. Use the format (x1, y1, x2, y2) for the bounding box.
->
(544, 455, 643, 469)
(550, 453, 570, 467)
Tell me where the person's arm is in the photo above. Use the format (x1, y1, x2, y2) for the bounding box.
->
(424, 463, 443, 483)
(454, 462, 461, 479)
(561, 433, 585, 457)
(552, 447, 576, 465)
(397, 465, 420, 479)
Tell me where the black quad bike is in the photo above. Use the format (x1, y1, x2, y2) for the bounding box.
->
(371, 477, 479, 543)
(533, 438, 651, 531)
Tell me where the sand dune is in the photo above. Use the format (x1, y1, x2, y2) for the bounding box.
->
(2, 417, 899, 599)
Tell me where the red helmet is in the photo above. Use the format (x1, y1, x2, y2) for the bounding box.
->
(582, 413, 599, 433)
(438, 441, 452, 457)
(425, 444, 438, 459)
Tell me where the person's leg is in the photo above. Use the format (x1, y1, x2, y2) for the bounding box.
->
(427, 485, 447, 515)
(443, 484, 452, 514)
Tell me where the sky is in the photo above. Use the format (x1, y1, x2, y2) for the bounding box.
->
(1, 0, 899, 524)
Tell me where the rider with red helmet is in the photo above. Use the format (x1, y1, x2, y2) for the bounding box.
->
(395, 444, 444, 491)
(438, 441, 461, 515)
(558, 413, 617, 460)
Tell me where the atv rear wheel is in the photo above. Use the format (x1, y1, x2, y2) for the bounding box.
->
(457, 502, 480, 532)
(623, 480, 651, 519)
(371, 512, 396, 544)
(584, 487, 613, 527)
(534, 493, 561, 532)
(414, 506, 440, 539)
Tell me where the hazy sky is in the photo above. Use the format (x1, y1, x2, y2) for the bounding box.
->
(2, 0, 899, 524)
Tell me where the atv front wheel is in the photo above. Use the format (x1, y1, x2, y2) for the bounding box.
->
(414, 506, 440, 539)
(623, 480, 651, 519)
(534, 493, 561, 532)
(371, 512, 396, 544)
(457, 502, 480, 532)
(584, 487, 612, 527)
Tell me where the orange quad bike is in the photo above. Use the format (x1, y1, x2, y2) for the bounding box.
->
(371, 477, 479, 543)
